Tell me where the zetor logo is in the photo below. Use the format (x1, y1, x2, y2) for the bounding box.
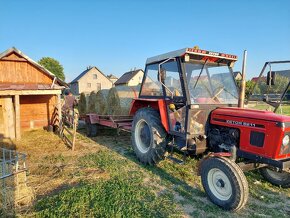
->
(208, 52, 219, 56)
(226, 120, 256, 127)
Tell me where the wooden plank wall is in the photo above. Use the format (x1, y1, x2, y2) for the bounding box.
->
(0, 52, 52, 84)
(20, 95, 57, 129)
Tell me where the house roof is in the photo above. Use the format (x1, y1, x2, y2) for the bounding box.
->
(70, 66, 112, 84)
(107, 74, 118, 79)
(115, 69, 143, 85)
(233, 71, 242, 79)
(0, 47, 67, 88)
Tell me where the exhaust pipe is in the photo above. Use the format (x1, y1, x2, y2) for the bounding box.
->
(238, 50, 247, 108)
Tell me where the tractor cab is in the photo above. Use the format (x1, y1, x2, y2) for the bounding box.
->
(248, 60, 290, 115)
(138, 47, 239, 151)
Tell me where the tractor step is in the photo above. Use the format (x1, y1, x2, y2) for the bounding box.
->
(166, 155, 184, 165)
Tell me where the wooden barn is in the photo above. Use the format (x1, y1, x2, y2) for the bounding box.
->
(0, 47, 66, 140)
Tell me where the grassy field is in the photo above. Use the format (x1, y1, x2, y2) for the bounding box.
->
(1, 128, 289, 217)
(247, 102, 290, 116)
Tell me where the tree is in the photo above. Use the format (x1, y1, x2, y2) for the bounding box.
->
(245, 80, 256, 99)
(38, 57, 65, 81)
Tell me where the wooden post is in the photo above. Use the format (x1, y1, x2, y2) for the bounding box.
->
(3, 97, 15, 139)
(15, 95, 21, 140)
(71, 112, 78, 151)
(57, 94, 62, 123)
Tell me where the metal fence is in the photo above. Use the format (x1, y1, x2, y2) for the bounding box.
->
(0, 148, 27, 179)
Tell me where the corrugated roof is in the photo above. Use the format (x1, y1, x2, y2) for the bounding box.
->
(0, 47, 67, 87)
(70, 66, 112, 84)
(115, 69, 143, 85)
(0, 83, 63, 90)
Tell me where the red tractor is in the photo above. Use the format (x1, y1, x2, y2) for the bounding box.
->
(128, 48, 290, 211)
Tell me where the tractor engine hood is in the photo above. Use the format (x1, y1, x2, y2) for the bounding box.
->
(211, 107, 290, 127)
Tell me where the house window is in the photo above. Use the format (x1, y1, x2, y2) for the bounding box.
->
(87, 83, 91, 88)
(93, 74, 98, 79)
(96, 83, 101, 91)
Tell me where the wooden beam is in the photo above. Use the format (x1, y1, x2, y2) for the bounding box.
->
(14, 95, 21, 140)
(3, 97, 15, 139)
(57, 94, 62, 122)
(0, 89, 62, 96)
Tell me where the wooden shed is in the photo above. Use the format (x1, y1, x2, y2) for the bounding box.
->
(0, 47, 66, 140)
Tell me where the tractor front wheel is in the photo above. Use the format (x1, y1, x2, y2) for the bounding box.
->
(260, 167, 290, 188)
(131, 108, 167, 165)
(200, 157, 249, 211)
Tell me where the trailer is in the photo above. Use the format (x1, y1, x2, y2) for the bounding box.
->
(85, 114, 133, 136)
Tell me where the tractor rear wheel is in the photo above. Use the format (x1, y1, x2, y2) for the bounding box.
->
(260, 167, 290, 188)
(131, 108, 167, 165)
(200, 157, 249, 211)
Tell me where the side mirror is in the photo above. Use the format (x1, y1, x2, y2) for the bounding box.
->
(267, 71, 276, 86)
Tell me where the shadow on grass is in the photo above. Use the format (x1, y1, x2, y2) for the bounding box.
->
(77, 128, 205, 197)
(76, 127, 290, 217)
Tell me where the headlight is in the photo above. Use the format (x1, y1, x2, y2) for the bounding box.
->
(282, 135, 289, 146)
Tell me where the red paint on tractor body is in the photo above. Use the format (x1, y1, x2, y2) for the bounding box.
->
(211, 107, 290, 160)
(129, 98, 170, 132)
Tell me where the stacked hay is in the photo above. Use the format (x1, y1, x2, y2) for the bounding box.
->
(88, 89, 110, 115)
(107, 85, 140, 115)
(95, 89, 110, 115)
(88, 91, 98, 113)
(78, 92, 87, 115)
(0, 172, 34, 214)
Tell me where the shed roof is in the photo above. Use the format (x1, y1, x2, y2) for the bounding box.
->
(70, 66, 112, 84)
(115, 69, 143, 85)
(0, 83, 63, 90)
(0, 47, 67, 88)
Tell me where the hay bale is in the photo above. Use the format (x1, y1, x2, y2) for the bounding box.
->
(95, 89, 110, 115)
(107, 85, 140, 115)
(78, 92, 87, 115)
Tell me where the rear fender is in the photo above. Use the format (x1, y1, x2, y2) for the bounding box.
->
(129, 98, 170, 132)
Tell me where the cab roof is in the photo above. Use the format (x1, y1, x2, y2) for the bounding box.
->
(146, 48, 238, 65)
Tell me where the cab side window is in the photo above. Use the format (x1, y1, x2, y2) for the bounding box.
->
(140, 64, 163, 96)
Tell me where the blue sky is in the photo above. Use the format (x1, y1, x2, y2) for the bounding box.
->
(1, 0, 289, 82)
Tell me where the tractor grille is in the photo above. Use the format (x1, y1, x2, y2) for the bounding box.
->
(280, 133, 290, 155)
(250, 131, 265, 147)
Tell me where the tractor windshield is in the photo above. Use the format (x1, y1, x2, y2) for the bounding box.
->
(185, 62, 238, 104)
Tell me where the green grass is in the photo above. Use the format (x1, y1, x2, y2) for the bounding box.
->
(11, 129, 290, 217)
(35, 177, 178, 218)
(35, 149, 181, 218)
(248, 103, 290, 115)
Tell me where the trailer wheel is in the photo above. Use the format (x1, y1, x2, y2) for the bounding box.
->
(86, 122, 97, 137)
(131, 108, 167, 165)
(200, 157, 249, 211)
(260, 167, 290, 188)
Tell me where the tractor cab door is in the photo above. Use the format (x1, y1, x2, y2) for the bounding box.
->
(158, 59, 187, 134)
